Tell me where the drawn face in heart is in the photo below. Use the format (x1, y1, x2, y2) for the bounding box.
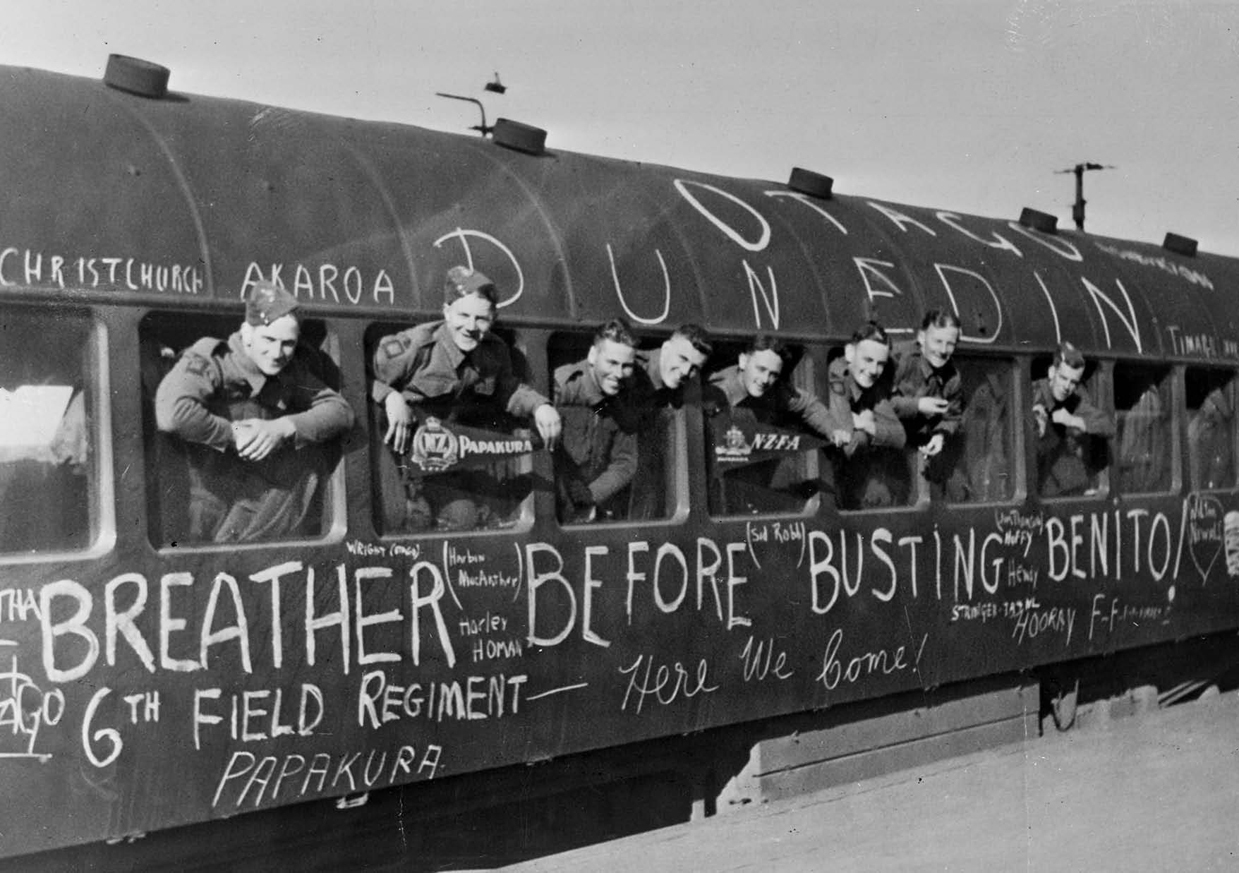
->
(1187, 494, 1225, 583)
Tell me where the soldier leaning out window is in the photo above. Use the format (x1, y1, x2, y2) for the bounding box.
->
(370, 266, 560, 533)
(155, 282, 354, 544)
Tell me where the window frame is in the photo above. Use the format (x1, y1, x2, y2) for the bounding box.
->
(0, 306, 114, 564)
(141, 310, 349, 552)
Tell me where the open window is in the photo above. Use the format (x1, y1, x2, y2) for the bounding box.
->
(703, 341, 823, 517)
(547, 329, 647, 525)
(142, 312, 345, 546)
(822, 345, 915, 512)
(1186, 367, 1236, 491)
(0, 307, 100, 555)
(1032, 354, 1110, 498)
(368, 321, 536, 534)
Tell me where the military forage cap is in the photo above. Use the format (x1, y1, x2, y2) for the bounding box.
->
(245, 280, 300, 326)
(444, 266, 498, 305)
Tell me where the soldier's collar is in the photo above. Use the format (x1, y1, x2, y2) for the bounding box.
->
(434, 323, 468, 369)
(721, 366, 751, 407)
(579, 365, 610, 406)
(845, 367, 868, 401)
(643, 348, 666, 391)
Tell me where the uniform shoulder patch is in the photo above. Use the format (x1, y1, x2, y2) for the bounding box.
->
(182, 351, 213, 378)
(379, 334, 414, 362)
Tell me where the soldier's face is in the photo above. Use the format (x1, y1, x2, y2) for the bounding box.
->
(918, 324, 959, 370)
(738, 348, 783, 398)
(660, 334, 708, 390)
(846, 338, 890, 389)
(588, 338, 636, 396)
(241, 314, 300, 376)
(443, 293, 495, 352)
(1049, 361, 1084, 403)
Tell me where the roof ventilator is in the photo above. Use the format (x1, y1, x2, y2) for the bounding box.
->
(103, 54, 170, 99)
(787, 168, 833, 199)
(1018, 207, 1058, 234)
(1163, 232, 1198, 257)
(492, 119, 546, 156)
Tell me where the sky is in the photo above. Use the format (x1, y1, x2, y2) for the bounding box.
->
(5, 0, 1239, 256)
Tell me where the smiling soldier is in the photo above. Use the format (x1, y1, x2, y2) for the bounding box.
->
(155, 280, 355, 543)
(704, 333, 893, 513)
(891, 310, 965, 496)
(371, 266, 561, 531)
(629, 324, 713, 519)
(553, 318, 643, 523)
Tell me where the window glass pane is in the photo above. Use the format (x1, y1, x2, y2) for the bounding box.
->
(145, 313, 349, 545)
(1114, 364, 1172, 494)
(0, 308, 97, 554)
(370, 321, 537, 534)
(938, 357, 1014, 503)
(1032, 355, 1111, 498)
(704, 341, 823, 516)
(1187, 368, 1235, 491)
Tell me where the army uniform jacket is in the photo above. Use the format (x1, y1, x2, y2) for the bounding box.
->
(705, 365, 840, 438)
(1030, 378, 1115, 438)
(825, 357, 906, 454)
(890, 341, 963, 446)
(155, 332, 354, 451)
(634, 346, 681, 409)
(553, 361, 640, 506)
(371, 322, 549, 424)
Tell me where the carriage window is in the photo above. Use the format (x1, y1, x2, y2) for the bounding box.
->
(143, 313, 347, 546)
(548, 329, 653, 525)
(1186, 367, 1235, 491)
(1032, 355, 1110, 498)
(0, 309, 98, 555)
(369, 321, 535, 534)
(1114, 364, 1172, 494)
(704, 341, 823, 516)
(938, 357, 1015, 504)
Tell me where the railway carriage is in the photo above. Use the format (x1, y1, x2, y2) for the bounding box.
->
(1, 56, 1237, 868)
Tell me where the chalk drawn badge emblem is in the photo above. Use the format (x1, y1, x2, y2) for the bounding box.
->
(410, 417, 460, 471)
(715, 424, 753, 463)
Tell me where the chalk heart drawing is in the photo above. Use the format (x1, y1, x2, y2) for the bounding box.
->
(1188, 494, 1225, 582)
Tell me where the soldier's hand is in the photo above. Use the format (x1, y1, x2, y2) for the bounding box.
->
(384, 393, 414, 454)
(232, 418, 295, 461)
(917, 397, 950, 416)
(922, 433, 945, 456)
(1051, 407, 1079, 429)
(1033, 404, 1048, 437)
(830, 429, 851, 447)
(534, 404, 562, 451)
(853, 409, 876, 435)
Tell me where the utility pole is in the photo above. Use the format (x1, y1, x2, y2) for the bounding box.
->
(1055, 162, 1114, 232)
